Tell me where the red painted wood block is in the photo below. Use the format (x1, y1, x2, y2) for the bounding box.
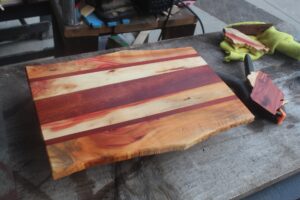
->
(251, 71, 284, 115)
(26, 47, 254, 179)
(224, 28, 269, 52)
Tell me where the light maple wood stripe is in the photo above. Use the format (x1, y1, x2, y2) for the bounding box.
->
(28, 54, 199, 82)
(47, 99, 254, 179)
(31, 56, 207, 100)
(45, 96, 237, 145)
(26, 47, 198, 80)
(41, 82, 234, 141)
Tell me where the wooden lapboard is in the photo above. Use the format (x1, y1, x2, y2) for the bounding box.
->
(26, 47, 254, 179)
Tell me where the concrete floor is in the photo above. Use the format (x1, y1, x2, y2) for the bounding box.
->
(246, 0, 300, 32)
(0, 1, 300, 199)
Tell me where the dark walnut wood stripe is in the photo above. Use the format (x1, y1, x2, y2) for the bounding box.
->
(35, 65, 220, 124)
(29, 53, 199, 82)
(45, 95, 238, 145)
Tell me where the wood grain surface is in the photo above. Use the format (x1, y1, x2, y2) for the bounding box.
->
(26, 47, 254, 179)
(224, 28, 269, 52)
(251, 71, 284, 115)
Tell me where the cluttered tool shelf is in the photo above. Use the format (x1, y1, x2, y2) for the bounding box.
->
(50, 0, 198, 56)
(62, 9, 196, 38)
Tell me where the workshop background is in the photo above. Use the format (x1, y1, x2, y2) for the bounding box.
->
(0, 0, 300, 200)
(1, 0, 299, 65)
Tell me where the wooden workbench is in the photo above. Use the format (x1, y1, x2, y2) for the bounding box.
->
(0, 32, 299, 200)
(50, 0, 197, 56)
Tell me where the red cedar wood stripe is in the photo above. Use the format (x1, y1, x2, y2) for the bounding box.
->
(29, 53, 199, 82)
(250, 72, 284, 115)
(35, 65, 220, 124)
(44, 95, 238, 145)
(225, 32, 264, 48)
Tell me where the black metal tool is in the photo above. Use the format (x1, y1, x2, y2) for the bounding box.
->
(244, 54, 286, 124)
(217, 55, 286, 124)
(244, 54, 254, 77)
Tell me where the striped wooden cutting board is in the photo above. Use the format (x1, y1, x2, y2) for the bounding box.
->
(26, 47, 254, 179)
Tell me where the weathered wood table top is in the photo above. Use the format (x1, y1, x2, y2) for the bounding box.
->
(0, 32, 300, 200)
